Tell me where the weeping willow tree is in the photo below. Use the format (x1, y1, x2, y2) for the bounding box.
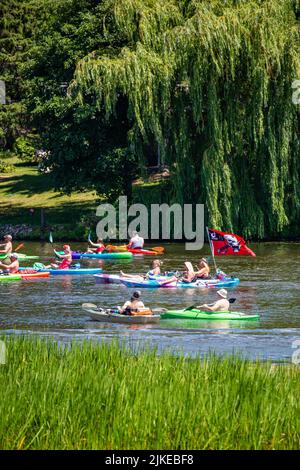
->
(70, 0, 300, 238)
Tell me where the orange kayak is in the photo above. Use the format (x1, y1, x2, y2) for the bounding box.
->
(19, 271, 50, 279)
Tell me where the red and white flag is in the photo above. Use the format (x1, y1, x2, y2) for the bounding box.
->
(207, 228, 256, 257)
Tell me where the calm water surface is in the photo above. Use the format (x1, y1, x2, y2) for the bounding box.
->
(0, 242, 299, 362)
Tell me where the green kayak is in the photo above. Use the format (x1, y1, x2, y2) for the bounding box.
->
(160, 309, 260, 321)
(0, 253, 39, 261)
(0, 274, 22, 282)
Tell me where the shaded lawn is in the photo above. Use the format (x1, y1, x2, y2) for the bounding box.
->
(0, 160, 101, 225)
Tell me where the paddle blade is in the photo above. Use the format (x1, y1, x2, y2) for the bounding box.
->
(152, 247, 165, 253)
(14, 243, 24, 252)
(88, 231, 91, 242)
(82, 303, 98, 310)
(49, 232, 53, 244)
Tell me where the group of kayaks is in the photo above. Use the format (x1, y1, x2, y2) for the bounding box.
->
(94, 273, 240, 289)
(1, 245, 260, 323)
(82, 304, 260, 324)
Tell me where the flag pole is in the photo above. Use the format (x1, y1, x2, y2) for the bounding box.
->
(206, 226, 218, 273)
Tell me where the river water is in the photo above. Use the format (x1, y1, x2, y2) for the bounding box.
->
(0, 242, 299, 362)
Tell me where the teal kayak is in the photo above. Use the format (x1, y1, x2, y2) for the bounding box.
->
(160, 309, 260, 321)
(19, 267, 102, 276)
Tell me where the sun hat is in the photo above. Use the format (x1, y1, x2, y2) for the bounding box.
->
(4, 235, 12, 240)
(217, 289, 227, 299)
(11, 253, 19, 259)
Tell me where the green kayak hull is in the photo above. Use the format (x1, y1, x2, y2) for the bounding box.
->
(0, 253, 39, 261)
(0, 274, 22, 282)
(161, 309, 260, 321)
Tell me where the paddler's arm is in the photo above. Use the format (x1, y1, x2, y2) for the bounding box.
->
(196, 303, 216, 311)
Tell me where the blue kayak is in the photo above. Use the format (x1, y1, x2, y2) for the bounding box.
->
(19, 267, 103, 276)
(120, 277, 240, 289)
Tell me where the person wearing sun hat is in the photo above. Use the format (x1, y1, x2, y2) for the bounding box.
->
(197, 289, 230, 312)
(0, 252, 19, 274)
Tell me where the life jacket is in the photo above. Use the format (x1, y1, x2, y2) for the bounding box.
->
(59, 259, 71, 270)
(124, 307, 153, 316)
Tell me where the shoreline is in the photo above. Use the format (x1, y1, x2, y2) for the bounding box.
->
(0, 224, 300, 243)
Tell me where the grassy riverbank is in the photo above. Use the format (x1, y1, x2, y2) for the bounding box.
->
(0, 336, 299, 450)
(0, 155, 99, 239)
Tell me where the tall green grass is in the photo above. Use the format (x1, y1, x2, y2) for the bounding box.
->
(0, 336, 299, 450)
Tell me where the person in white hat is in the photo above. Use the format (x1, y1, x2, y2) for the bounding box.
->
(197, 289, 230, 312)
(0, 252, 19, 274)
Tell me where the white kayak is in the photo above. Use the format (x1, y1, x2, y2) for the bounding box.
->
(82, 304, 160, 324)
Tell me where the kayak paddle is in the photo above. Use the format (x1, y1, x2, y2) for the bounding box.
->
(153, 308, 168, 313)
(82, 303, 98, 309)
(184, 298, 236, 311)
(14, 243, 24, 252)
(151, 247, 165, 253)
(49, 232, 53, 245)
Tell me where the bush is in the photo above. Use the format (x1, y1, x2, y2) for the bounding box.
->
(14, 136, 36, 162)
(0, 159, 15, 173)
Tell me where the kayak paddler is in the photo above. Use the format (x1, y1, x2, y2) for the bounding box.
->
(87, 238, 105, 254)
(0, 234, 13, 265)
(182, 258, 210, 283)
(127, 231, 144, 249)
(197, 289, 230, 312)
(0, 252, 20, 274)
(45, 245, 72, 269)
(118, 290, 148, 315)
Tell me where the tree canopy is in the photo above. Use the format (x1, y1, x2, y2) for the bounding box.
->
(1, 0, 300, 238)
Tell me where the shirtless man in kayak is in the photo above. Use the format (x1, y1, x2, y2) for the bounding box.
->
(197, 289, 230, 312)
(118, 291, 147, 315)
(127, 231, 144, 249)
(0, 234, 13, 265)
(0, 253, 20, 274)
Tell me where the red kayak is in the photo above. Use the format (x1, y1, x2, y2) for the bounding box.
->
(128, 248, 159, 256)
